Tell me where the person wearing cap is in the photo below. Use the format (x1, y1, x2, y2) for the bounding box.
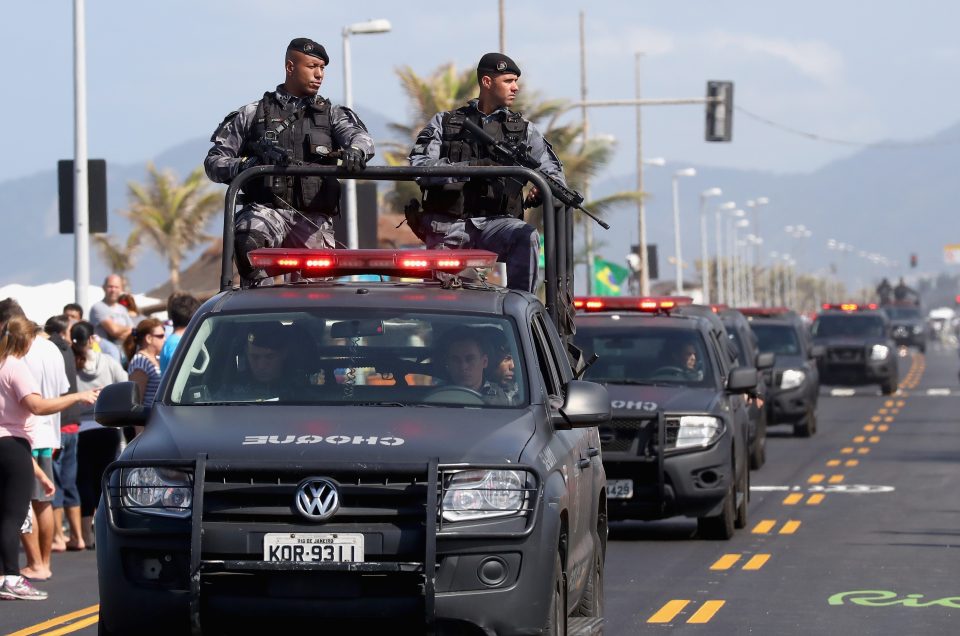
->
(205, 38, 376, 286)
(408, 52, 566, 294)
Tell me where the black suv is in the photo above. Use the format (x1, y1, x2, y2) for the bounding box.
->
(93, 165, 609, 635)
(740, 308, 821, 437)
(716, 307, 774, 468)
(573, 297, 757, 540)
(812, 304, 899, 395)
(882, 303, 927, 352)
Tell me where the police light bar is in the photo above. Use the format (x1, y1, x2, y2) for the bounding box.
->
(248, 248, 498, 277)
(737, 307, 791, 317)
(821, 302, 877, 312)
(709, 304, 729, 314)
(573, 296, 694, 313)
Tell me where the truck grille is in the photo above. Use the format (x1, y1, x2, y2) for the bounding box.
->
(599, 417, 678, 455)
(202, 468, 429, 525)
(828, 346, 864, 363)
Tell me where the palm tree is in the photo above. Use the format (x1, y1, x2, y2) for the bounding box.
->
(122, 163, 222, 291)
(92, 231, 141, 287)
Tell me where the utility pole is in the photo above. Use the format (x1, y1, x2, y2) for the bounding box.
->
(635, 53, 649, 295)
(498, 0, 505, 53)
(579, 12, 594, 293)
(73, 0, 90, 308)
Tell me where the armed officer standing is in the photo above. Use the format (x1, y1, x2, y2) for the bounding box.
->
(205, 38, 375, 285)
(408, 53, 566, 294)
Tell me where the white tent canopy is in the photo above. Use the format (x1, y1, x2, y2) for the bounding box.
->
(0, 280, 160, 324)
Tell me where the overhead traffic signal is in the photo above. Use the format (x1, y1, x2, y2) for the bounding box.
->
(705, 81, 734, 142)
(910, 253, 918, 268)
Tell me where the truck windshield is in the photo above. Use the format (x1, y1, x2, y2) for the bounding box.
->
(574, 326, 715, 388)
(168, 310, 526, 408)
(752, 324, 801, 356)
(813, 315, 885, 338)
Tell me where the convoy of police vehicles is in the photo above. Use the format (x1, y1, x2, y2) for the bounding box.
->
(88, 163, 912, 634)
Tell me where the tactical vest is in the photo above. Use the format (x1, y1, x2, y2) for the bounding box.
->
(241, 92, 340, 215)
(422, 106, 529, 218)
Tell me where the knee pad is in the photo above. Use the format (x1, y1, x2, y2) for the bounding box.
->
(235, 230, 269, 280)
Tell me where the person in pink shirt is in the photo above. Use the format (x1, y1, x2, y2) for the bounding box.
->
(0, 317, 98, 601)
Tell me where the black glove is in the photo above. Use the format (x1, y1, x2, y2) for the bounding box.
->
(237, 156, 260, 175)
(342, 147, 367, 172)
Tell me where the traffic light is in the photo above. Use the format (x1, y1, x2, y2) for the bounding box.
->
(705, 81, 734, 142)
(910, 253, 918, 268)
(58, 159, 108, 234)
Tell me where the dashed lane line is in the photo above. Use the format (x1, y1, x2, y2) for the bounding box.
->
(779, 520, 802, 535)
(648, 600, 691, 623)
(742, 555, 771, 570)
(808, 474, 825, 484)
(687, 600, 726, 624)
(710, 554, 742, 570)
(828, 475, 845, 484)
(783, 493, 804, 505)
(807, 494, 826, 505)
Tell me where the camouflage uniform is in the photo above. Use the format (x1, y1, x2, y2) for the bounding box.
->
(205, 85, 374, 283)
(408, 99, 565, 294)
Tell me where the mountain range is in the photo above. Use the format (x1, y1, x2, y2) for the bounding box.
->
(2, 108, 958, 296)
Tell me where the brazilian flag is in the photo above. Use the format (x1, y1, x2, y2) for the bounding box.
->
(594, 257, 630, 296)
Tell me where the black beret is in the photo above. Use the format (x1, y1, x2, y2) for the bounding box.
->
(477, 52, 521, 79)
(287, 38, 329, 65)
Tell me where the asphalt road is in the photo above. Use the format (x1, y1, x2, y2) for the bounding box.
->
(3, 343, 958, 635)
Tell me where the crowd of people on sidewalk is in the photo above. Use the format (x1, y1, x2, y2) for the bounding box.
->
(0, 275, 201, 601)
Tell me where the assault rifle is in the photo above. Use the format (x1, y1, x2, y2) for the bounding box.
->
(250, 134, 344, 166)
(461, 118, 610, 230)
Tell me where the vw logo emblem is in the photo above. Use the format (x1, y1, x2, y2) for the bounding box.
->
(294, 477, 340, 521)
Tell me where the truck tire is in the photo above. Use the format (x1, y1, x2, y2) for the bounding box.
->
(574, 548, 604, 618)
(794, 408, 816, 437)
(749, 420, 767, 470)
(544, 551, 567, 636)
(734, 465, 749, 530)
(698, 484, 735, 540)
(881, 378, 898, 395)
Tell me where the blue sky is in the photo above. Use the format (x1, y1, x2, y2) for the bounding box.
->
(2, 0, 960, 183)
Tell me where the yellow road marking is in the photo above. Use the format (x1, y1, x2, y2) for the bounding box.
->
(783, 493, 804, 505)
(857, 447, 870, 455)
(884, 399, 894, 407)
(752, 519, 777, 534)
(869, 436, 881, 443)
(863, 424, 876, 432)
(884, 416, 894, 423)
(687, 600, 726, 624)
(878, 424, 890, 432)
(896, 400, 905, 407)
(742, 554, 771, 570)
(648, 600, 690, 623)
(878, 408, 888, 415)
(807, 493, 826, 505)
(710, 554, 742, 570)
(891, 409, 899, 415)
(41, 615, 101, 636)
(808, 474, 825, 484)
(826, 459, 841, 467)
(829, 475, 845, 484)
(841, 447, 854, 454)
(845, 459, 859, 467)
(779, 520, 802, 534)
(853, 435, 866, 443)
(7, 605, 100, 636)
(870, 415, 882, 422)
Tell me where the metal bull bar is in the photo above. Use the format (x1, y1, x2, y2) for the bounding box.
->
(221, 165, 572, 335)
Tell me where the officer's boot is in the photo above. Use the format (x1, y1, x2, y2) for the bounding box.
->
(235, 231, 270, 288)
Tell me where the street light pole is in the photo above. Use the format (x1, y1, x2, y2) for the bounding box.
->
(342, 19, 391, 249)
(635, 52, 650, 295)
(699, 188, 722, 303)
(745, 197, 769, 302)
(715, 201, 735, 304)
(671, 168, 696, 294)
(73, 0, 89, 308)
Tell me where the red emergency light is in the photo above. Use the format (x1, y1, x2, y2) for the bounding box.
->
(821, 302, 875, 312)
(573, 296, 693, 313)
(248, 248, 498, 278)
(709, 304, 729, 314)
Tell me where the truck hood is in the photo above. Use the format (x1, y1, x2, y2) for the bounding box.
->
(604, 383, 719, 417)
(129, 404, 537, 465)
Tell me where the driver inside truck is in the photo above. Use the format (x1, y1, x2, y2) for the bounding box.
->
(439, 329, 509, 405)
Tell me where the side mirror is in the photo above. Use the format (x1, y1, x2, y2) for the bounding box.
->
(755, 352, 775, 370)
(553, 380, 611, 429)
(810, 345, 826, 359)
(727, 367, 758, 392)
(95, 381, 147, 427)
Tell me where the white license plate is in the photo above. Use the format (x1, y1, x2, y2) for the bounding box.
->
(263, 533, 365, 563)
(608, 480, 634, 500)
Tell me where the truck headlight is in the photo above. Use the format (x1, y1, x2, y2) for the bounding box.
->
(122, 467, 193, 518)
(441, 469, 531, 522)
(870, 345, 890, 361)
(675, 416, 723, 449)
(780, 369, 806, 390)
